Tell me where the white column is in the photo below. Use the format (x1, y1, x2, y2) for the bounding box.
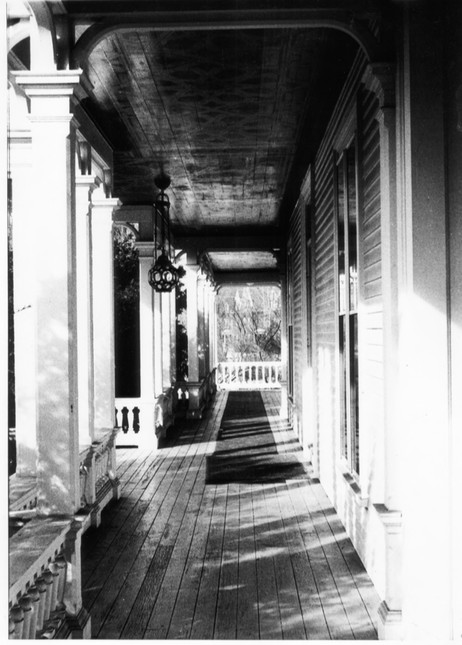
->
(137, 243, 156, 436)
(184, 262, 203, 417)
(197, 273, 207, 380)
(10, 128, 37, 477)
(75, 174, 98, 448)
(91, 186, 120, 437)
(185, 263, 200, 383)
(397, 8, 451, 639)
(153, 290, 163, 397)
(161, 290, 172, 390)
(169, 288, 177, 387)
(279, 262, 289, 420)
(15, 70, 82, 515)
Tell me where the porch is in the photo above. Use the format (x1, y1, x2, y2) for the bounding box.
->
(82, 390, 380, 639)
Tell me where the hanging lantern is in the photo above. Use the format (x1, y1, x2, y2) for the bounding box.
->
(148, 249, 180, 292)
(148, 172, 180, 292)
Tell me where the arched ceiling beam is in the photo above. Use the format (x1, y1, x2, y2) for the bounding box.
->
(27, 1, 57, 70)
(71, 8, 387, 68)
(7, 18, 30, 51)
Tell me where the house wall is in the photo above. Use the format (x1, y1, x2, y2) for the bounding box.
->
(287, 200, 308, 447)
(306, 53, 391, 600)
(446, 2, 462, 639)
(286, 3, 462, 638)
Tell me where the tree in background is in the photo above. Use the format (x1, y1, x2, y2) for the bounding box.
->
(217, 285, 281, 361)
(113, 226, 140, 397)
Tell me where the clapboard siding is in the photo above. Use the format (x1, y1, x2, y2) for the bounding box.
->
(308, 49, 385, 500)
(288, 202, 305, 439)
(360, 86, 382, 328)
(312, 143, 337, 487)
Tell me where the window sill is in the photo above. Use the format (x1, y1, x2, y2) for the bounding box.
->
(338, 465, 369, 507)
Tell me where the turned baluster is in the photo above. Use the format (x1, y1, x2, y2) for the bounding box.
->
(10, 604, 24, 639)
(133, 407, 140, 433)
(54, 554, 67, 604)
(34, 577, 47, 631)
(27, 585, 40, 638)
(121, 406, 129, 433)
(19, 595, 33, 638)
(49, 562, 60, 612)
(42, 569, 54, 621)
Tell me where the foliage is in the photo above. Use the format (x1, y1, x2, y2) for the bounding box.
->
(113, 226, 140, 397)
(113, 227, 139, 318)
(217, 285, 281, 362)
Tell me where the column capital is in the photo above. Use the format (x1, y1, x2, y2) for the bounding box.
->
(135, 241, 155, 258)
(75, 174, 101, 192)
(185, 262, 201, 275)
(13, 69, 87, 115)
(91, 193, 122, 213)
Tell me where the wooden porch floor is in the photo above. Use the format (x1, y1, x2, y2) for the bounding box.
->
(81, 390, 380, 640)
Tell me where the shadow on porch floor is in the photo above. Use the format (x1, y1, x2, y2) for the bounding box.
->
(81, 390, 380, 639)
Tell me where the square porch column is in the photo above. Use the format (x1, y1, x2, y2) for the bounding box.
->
(184, 261, 203, 418)
(136, 243, 157, 443)
(9, 125, 37, 478)
(90, 186, 121, 438)
(14, 70, 83, 515)
(75, 174, 99, 448)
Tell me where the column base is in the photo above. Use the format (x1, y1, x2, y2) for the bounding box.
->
(377, 600, 403, 640)
(57, 606, 92, 639)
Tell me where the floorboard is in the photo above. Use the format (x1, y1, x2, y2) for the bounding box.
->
(81, 389, 381, 640)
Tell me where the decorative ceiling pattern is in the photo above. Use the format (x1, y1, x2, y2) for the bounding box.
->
(208, 250, 278, 271)
(83, 27, 354, 233)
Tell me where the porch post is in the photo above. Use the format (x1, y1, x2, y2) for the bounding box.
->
(396, 7, 451, 639)
(9, 103, 37, 478)
(75, 173, 98, 448)
(90, 184, 120, 438)
(153, 290, 163, 396)
(15, 70, 82, 515)
(197, 272, 207, 380)
(279, 258, 288, 419)
(137, 242, 156, 440)
(184, 259, 203, 418)
(161, 289, 173, 390)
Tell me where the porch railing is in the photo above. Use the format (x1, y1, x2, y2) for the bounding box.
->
(79, 427, 120, 528)
(115, 389, 174, 445)
(9, 518, 84, 639)
(217, 361, 282, 390)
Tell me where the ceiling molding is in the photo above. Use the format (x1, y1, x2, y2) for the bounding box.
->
(70, 7, 384, 67)
(174, 231, 281, 253)
(214, 270, 280, 286)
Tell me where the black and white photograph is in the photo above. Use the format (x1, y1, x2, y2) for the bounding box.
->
(5, 0, 462, 641)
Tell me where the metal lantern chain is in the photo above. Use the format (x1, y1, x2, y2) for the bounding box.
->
(148, 172, 180, 292)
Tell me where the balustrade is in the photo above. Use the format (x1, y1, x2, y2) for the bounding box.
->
(9, 518, 81, 639)
(217, 361, 282, 390)
(115, 390, 175, 444)
(78, 428, 119, 528)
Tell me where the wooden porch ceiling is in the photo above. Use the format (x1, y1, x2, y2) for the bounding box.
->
(64, 1, 360, 274)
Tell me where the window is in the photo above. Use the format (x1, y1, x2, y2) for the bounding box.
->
(335, 141, 359, 475)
